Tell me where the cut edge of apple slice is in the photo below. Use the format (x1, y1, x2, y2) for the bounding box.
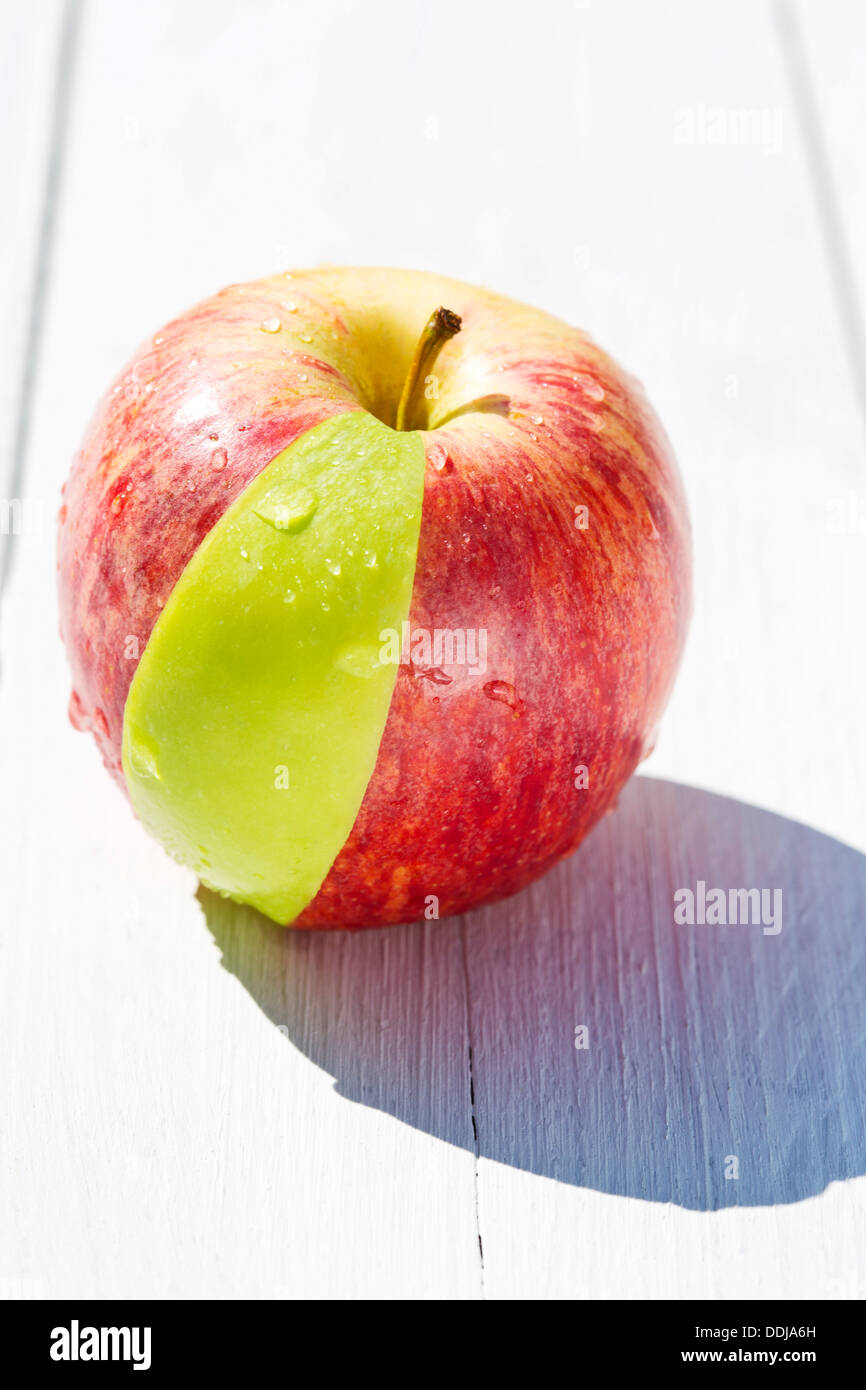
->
(121, 410, 426, 925)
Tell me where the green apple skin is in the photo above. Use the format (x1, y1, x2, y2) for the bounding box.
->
(58, 268, 692, 928)
(122, 412, 425, 924)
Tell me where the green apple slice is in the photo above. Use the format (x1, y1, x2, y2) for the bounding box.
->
(122, 411, 426, 924)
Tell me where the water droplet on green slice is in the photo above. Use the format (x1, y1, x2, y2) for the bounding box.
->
(126, 726, 161, 780)
(253, 488, 318, 533)
(334, 642, 384, 679)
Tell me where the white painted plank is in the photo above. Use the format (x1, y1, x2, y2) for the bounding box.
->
(787, 0, 866, 417)
(2, 0, 865, 1301)
(0, 0, 67, 565)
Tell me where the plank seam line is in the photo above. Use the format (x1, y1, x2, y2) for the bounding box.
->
(1, 0, 84, 603)
(773, 0, 866, 445)
(459, 920, 486, 1298)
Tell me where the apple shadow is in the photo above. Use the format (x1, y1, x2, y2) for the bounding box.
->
(199, 778, 866, 1210)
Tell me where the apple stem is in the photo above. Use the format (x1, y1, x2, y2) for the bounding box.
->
(395, 306, 462, 430)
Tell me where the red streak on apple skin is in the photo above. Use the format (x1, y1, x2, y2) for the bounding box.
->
(59, 269, 691, 928)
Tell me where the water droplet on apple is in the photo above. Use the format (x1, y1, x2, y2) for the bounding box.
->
(334, 642, 382, 678)
(281, 302, 298, 312)
(483, 680, 524, 716)
(127, 725, 161, 780)
(641, 720, 661, 761)
(210, 447, 228, 471)
(574, 374, 605, 402)
(325, 558, 342, 576)
(240, 547, 250, 561)
(284, 588, 296, 603)
(260, 317, 281, 333)
(642, 511, 660, 539)
(68, 690, 90, 732)
(253, 488, 318, 533)
(587, 413, 605, 433)
(362, 550, 377, 568)
(428, 441, 452, 473)
(531, 414, 544, 425)
(416, 666, 452, 686)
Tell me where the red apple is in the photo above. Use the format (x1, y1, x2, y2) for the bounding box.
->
(58, 267, 691, 928)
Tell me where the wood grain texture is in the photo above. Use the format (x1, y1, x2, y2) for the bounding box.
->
(1, 0, 865, 1299)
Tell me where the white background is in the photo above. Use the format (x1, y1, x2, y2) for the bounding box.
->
(1, 0, 865, 1299)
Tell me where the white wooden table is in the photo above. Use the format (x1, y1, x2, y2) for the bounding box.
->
(2, 0, 865, 1300)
